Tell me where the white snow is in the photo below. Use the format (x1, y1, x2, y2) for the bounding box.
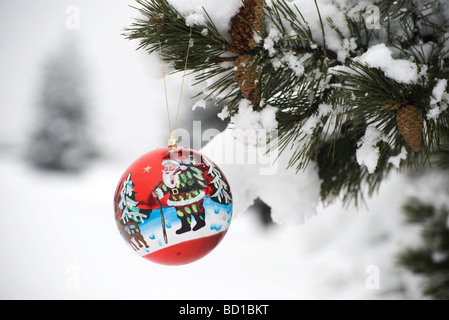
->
(168, 0, 242, 40)
(281, 0, 356, 62)
(356, 125, 385, 174)
(340, 37, 358, 60)
(229, 99, 278, 146)
(428, 79, 449, 120)
(431, 79, 447, 103)
(217, 106, 230, 121)
(388, 147, 407, 169)
(192, 99, 207, 111)
(283, 50, 306, 76)
(230, 100, 258, 131)
(260, 105, 278, 130)
(264, 28, 282, 56)
(185, 12, 206, 27)
(356, 44, 420, 84)
(271, 51, 311, 76)
(253, 30, 263, 44)
(427, 107, 442, 120)
(201, 127, 321, 224)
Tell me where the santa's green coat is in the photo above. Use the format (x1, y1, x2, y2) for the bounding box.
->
(155, 166, 208, 234)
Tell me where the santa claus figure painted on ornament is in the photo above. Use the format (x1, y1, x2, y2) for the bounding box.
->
(153, 157, 208, 235)
(114, 147, 232, 265)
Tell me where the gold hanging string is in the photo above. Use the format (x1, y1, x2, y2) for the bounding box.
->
(158, 26, 192, 144)
(158, 38, 172, 135)
(174, 28, 192, 134)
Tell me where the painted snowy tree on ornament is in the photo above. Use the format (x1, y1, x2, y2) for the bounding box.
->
(113, 147, 233, 265)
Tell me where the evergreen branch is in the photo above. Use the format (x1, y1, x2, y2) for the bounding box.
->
(294, 47, 338, 60)
(124, 0, 230, 72)
(313, 0, 326, 52)
(434, 144, 449, 169)
(125, 0, 449, 206)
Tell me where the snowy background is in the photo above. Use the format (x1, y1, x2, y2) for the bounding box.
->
(0, 0, 435, 299)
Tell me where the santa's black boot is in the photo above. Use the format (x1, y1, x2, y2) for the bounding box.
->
(176, 216, 192, 235)
(192, 213, 206, 231)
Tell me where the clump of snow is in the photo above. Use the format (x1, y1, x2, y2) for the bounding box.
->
(260, 105, 278, 130)
(203, 99, 320, 225)
(201, 128, 321, 225)
(340, 37, 358, 61)
(168, 0, 242, 40)
(427, 108, 443, 121)
(288, 0, 354, 62)
(217, 106, 230, 120)
(185, 12, 206, 26)
(264, 28, 282, 56)
(192, 99, 207, 111)
(229, 99, 278, 146)
(253, 31, 263, 44)
(431, 79, 447, 102)
(356, 125, 385, 174)
(427, 78, 449, 120)
(230, 100, 257, 130)
(388, 147, 407, 169)
(271, 51, 311, 76)
(258, 153, 321, 225)
(356, 44, 420, 84)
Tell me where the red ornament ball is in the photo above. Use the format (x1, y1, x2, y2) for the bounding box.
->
(113, 147, 233, 265)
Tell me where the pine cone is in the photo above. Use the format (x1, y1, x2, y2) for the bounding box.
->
(149, 15, 165, 32)
(396, 105, 423, 152)
(234, 54, 260, 106)
(230, 0, 264, 53)
(230, 0, 263, 106)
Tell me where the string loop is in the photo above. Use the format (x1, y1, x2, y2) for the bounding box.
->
(158, 26, 192, 145)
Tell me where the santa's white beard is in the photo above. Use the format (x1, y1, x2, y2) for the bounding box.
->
(162, 170, 179, 188)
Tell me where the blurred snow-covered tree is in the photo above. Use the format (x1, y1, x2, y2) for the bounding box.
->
(28, 38, 93, 172)
(397, 147, 449, 300)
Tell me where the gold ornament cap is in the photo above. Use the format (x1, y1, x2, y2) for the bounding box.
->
(167, 135, 178, 147)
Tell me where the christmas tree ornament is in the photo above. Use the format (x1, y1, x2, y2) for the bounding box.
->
(114, 25, 233, 265)
(114, 147, 233, 265)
